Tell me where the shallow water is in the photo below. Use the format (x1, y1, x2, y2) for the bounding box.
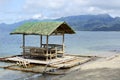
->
(1, 31, 120, 79)
(0, 68, 36, 80)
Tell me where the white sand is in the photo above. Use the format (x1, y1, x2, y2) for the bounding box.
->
(81, 54, 120, 70)
(59, 54, 120, 80)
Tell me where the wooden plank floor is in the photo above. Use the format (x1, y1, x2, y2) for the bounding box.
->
(0, 55, 92, 73)
(5, 56, 77, 65)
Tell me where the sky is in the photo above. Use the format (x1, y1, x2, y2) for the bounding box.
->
(0, 0, 120, 23)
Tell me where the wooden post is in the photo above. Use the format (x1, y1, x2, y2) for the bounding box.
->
(46, 35, 49, 60)
(40, 35, 42, 47)
(62, 33, 65, 56)
(23, 34, 25, 58)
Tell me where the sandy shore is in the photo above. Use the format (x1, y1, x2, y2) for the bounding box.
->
(58, 54, 120, 80)
(30, 54, 120, 80)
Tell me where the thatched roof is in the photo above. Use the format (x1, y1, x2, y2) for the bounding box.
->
(10, 21, 75, 36)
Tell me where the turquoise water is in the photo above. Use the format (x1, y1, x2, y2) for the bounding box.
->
(1, 31, 120, 79)
(65, 31, 120, 56)
(1, 31, 120, 57)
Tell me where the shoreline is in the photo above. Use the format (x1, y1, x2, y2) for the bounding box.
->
(58, 54, 120, 80)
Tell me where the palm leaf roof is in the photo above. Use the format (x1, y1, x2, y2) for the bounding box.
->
(10, 21, 75, 36)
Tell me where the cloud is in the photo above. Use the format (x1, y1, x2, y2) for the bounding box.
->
(23, 0, 91, 18)
(24, 0, 66, 11)
(32, 14, 42, 19)
(88, 0, 120, 10)
(1, 0, 120, 23)
(24, 0, 116, 18)
(32, 14, 48, 19)
(0, 0, 9, 4)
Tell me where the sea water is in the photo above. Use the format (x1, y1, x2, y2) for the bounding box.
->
(1, 31, 120, 79)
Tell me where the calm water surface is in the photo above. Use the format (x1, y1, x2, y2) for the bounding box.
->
(1, 31, 120, 80)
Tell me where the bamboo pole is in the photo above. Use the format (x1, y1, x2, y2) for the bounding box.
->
(40, 35, 42, 47)
(62, 33, 65, 56)
(46, 35, 49, 60)
(23, 34, 25, 58)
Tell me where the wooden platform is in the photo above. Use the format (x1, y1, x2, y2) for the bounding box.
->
(0, 55, 94, 74)
(5, 56, 76, 65)
(3, 55, 91, 68)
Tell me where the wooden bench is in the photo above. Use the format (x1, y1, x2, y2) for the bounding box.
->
(21, 46, 57, 60)
(42, 44, 64, 57)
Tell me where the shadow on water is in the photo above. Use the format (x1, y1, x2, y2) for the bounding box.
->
(20, 73, 64, 80)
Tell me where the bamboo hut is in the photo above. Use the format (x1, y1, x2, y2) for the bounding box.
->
(10, 21, 75, 60)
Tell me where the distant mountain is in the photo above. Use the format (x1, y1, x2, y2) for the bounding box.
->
(55, 14, 120, 31)
(1, 14, 120, 32)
